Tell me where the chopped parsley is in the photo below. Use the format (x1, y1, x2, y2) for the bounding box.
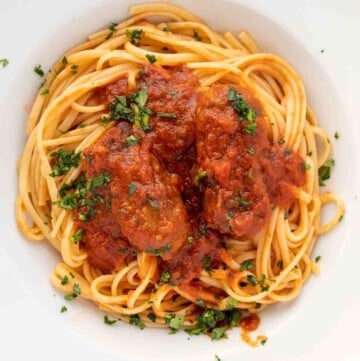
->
(104, 315, 117, 325)
(320, 49, 324, 53)
(307, 150, 313, 156)
(159, 270, 174, 285)
(128, 182, 136, 196)
(237, 196, 251, 209)
(318, 158, 335, 186)
(56, 193, 79, 210)
(145, 54, 157, 64)
(105, 22, 118, 39)
(193, 30, 202, 41)
(165, 314, 185, 333)
(129, 314, 145, 329)
(40, 89, 49, 95)
(301, 162, 311, 171)
(146, 243, 172, 257)
(225, 297, 238, 310)
(125, 135, 141, 147)
(194, 170, 207, 183)
(278, 138, 286, 145)
(315, 255, 321, 263)
(226, 213, 234, 222)
(334, 131, 339, 139)
(90, 172, 110, 189)
(62, 56, 68, 65)
(70, 229, 83, 244)
(240, 259, 255, 271)
(195, 298, 206, 308)
(147, 312, 156, 322)
(55, 172, 110, 218)
(162, 26, 171, 32)
(60, 305, 67, 313)
(260, 338, 267, 345)
(211, 326, 228, 340)
(61, 275, 69, 285)
(64, 283, 81, 301)
(246, 274, 270, 291)
(248, 146, 255, 154)
(228, 86, 257, 135)
(109, 89, 152, 132)
(157, 112, 177, 119)
(49, 148, 81, 177)
(34, 64, 45, 77)
(169, 90, 177, 96)
(185, 308, 242, 339)
(100, 116, 110, 126)
(70, 64, 79, 74)
(215, 355, 221, 361)
(247, 274, 258, 286)
(202, 256, 212, 274)
(277, 260, 283, 269)
(125, 29, 143, 45)
(0, 58, 9, 68)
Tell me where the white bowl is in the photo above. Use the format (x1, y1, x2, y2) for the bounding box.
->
(0, 0, 359, 360)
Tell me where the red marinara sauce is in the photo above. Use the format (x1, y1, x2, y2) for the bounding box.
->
(74, 65, 306, 292)
(240, 313, 261, 332)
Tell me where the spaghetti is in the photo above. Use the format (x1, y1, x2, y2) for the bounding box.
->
(16, 2, 344, 340)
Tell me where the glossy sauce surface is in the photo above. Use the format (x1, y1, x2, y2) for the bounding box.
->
(76, 65, 306, 287)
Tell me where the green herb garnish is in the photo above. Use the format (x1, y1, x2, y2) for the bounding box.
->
(0, 58, 9, 68)
(147, 312, 156, 322)
(105, 22, 118, 39)
(34, 64, 45, 77)
(193, 30, 202, 41)
(125, 29, 143, 45)
(194, 170, 207, 183)
(70, 64, 79, 74)
(228, 86, 257, 135)
(64, 283, 81, 301)
(128, 182, 136, 196)
(146, 243, 172, 257)
(318, 158, 335, 186)
(240, 259, 255, 271)
(157, 112, 177, 119)
(61, 275, 69, 286)
(104, 315, 117, 325)
(129, 314, 145, 329)
(145, 54, 157, 64)
(49, 148, 81, 177)
(165, 314, 185, 333)
(109, 89, 152, 132)
(125, 135, 141, 147)
(70, 229, 83, 244)
(159, 270, 174, 285)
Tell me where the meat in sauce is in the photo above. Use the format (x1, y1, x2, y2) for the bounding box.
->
(76, 66, 306, 284)
(196, 84, 305, 238)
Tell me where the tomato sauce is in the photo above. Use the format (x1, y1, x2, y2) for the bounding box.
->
(240, 313, 261, 332)
(196, 84, 305, 237)
(76, 65, 306, 283)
